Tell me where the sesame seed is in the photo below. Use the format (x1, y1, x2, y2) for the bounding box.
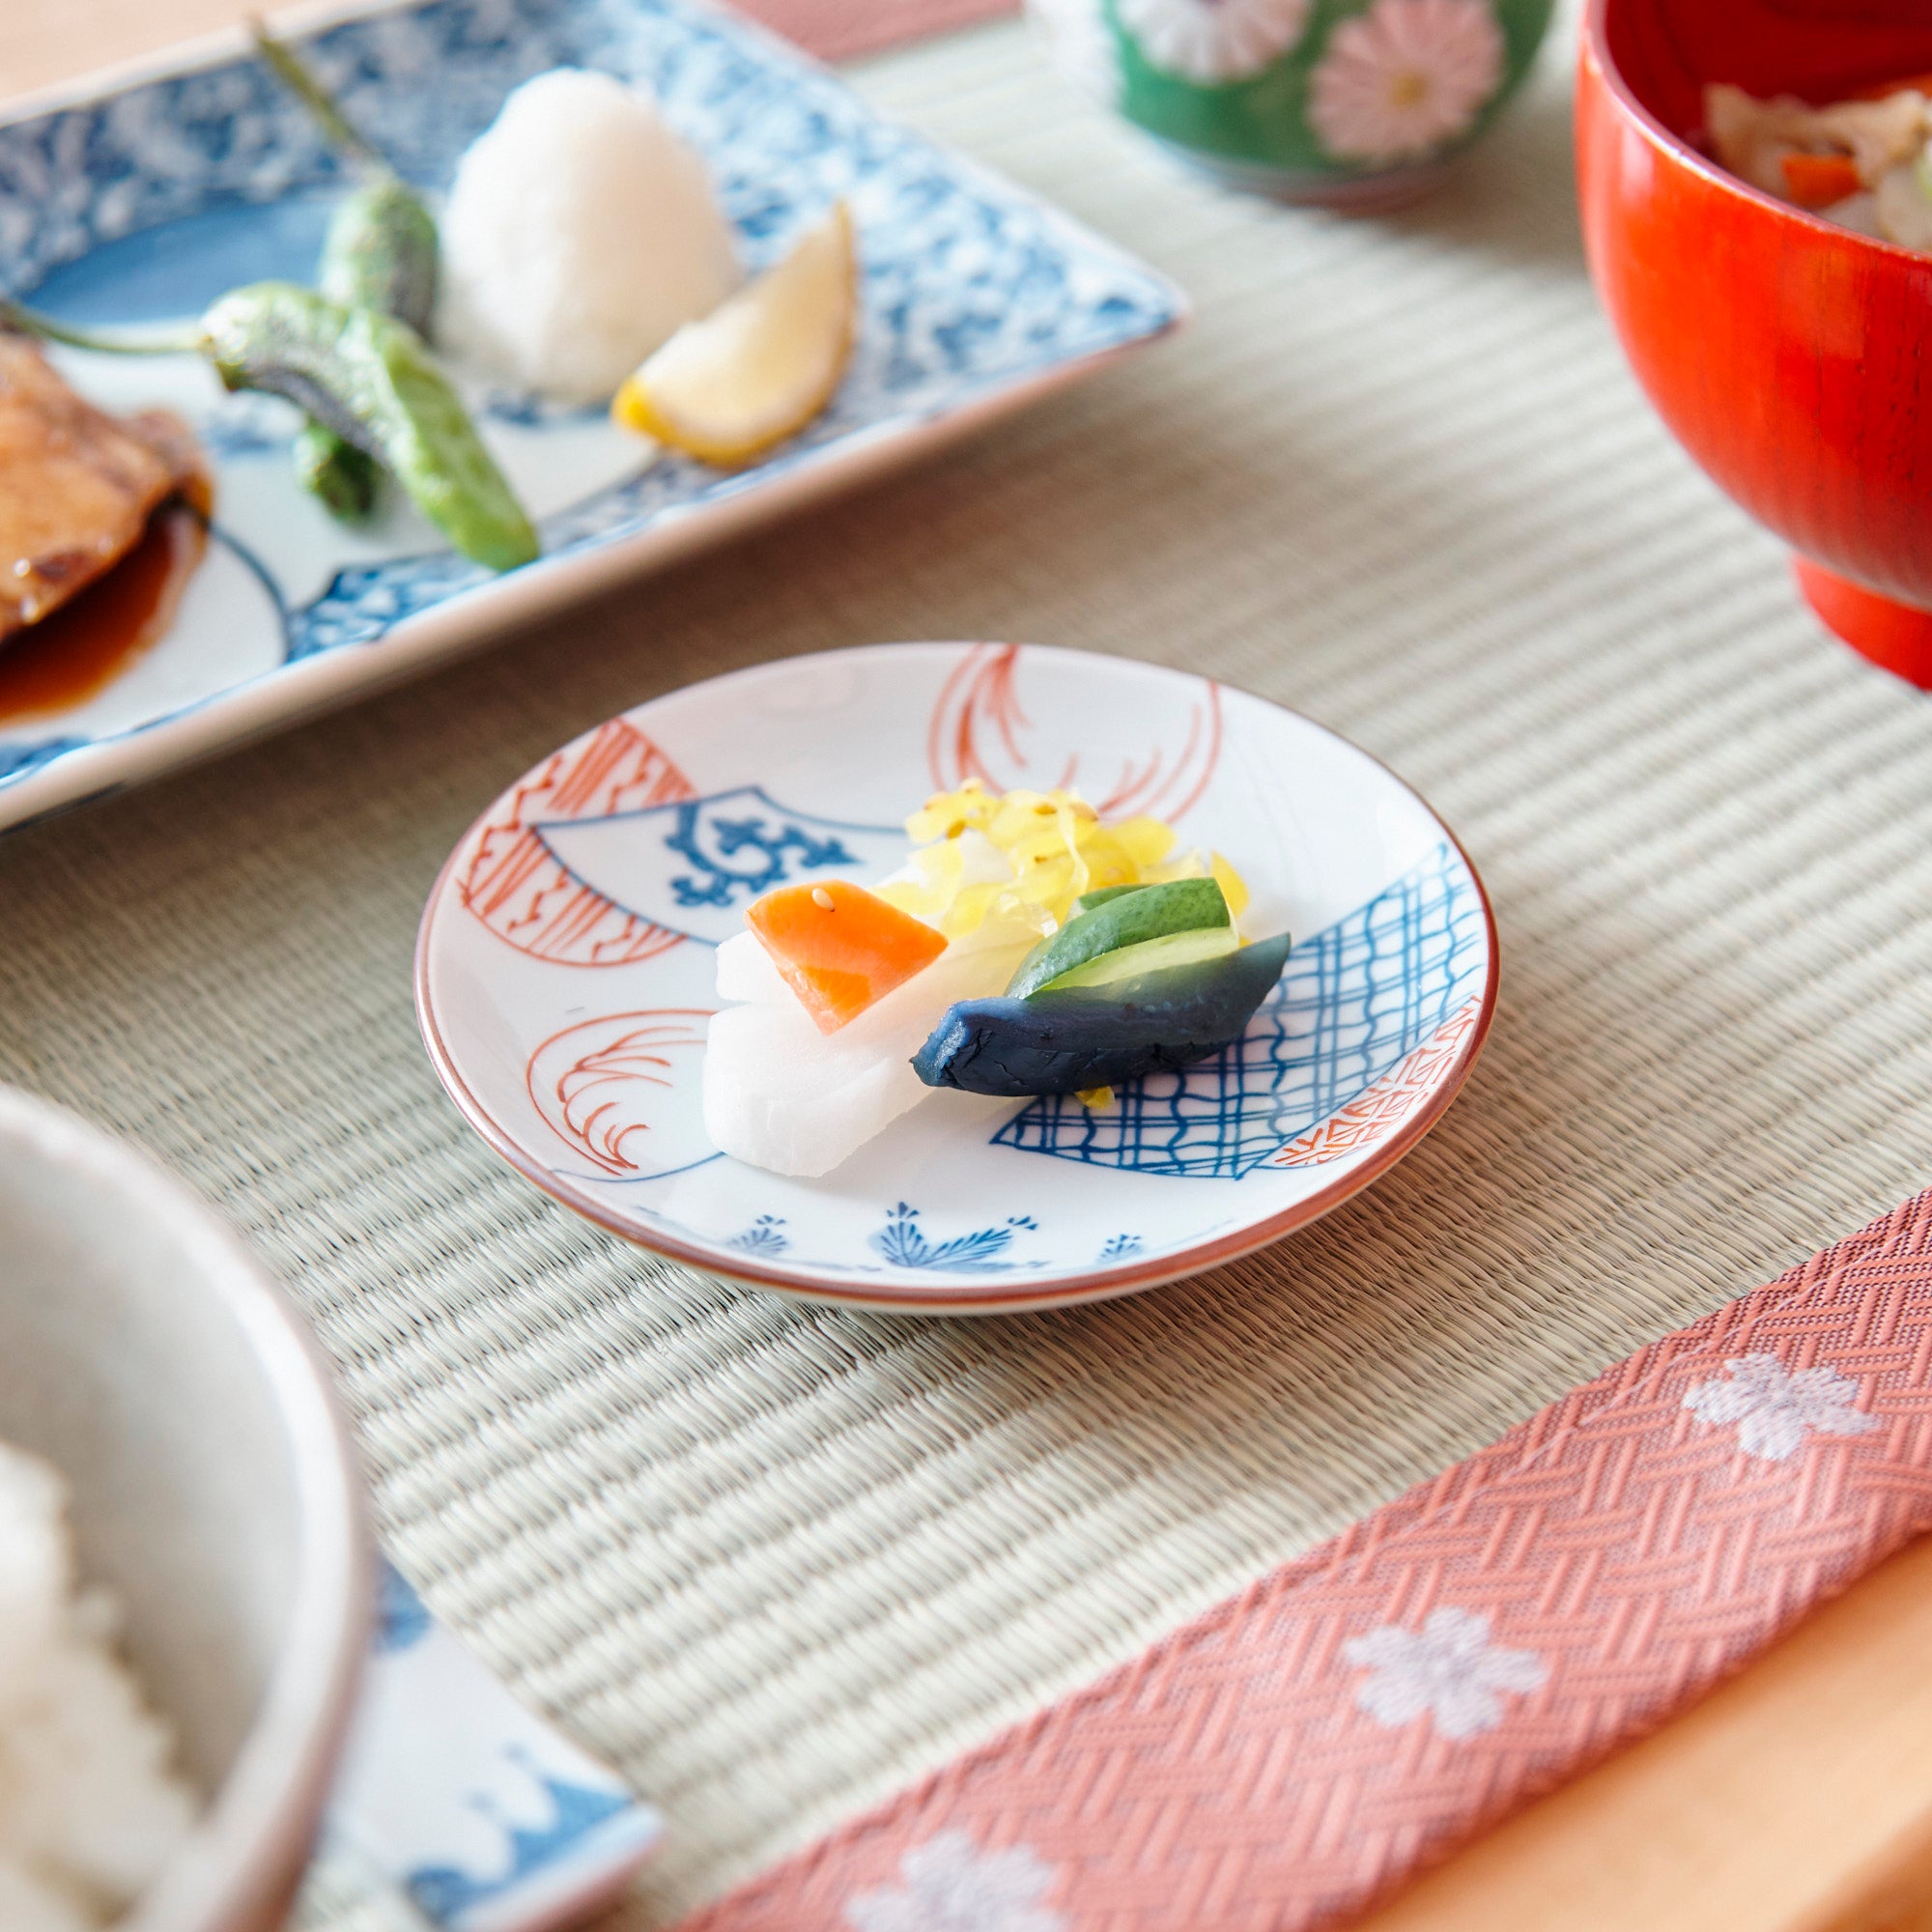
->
(811, 887, 836, 910)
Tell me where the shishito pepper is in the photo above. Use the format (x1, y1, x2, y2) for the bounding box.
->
(316, 173, 439, 336)
(200, 283, 537, 570)
(253, 24, 440, 520)
(293, 176, 440, 519)
(1, 288, 539, 572)
(293, 412, 382, 522)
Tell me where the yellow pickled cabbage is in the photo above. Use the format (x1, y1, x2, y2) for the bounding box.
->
(877, 779, 1248, 943)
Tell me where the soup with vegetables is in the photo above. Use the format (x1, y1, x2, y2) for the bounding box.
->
(1708, 78, 1932, 249)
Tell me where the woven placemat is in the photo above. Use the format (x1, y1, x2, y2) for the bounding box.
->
(5, 11, 1932, 1922)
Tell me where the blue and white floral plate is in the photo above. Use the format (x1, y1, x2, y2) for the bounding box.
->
(0, 0, 1182, 833)
(415, 642, 1498, 1313)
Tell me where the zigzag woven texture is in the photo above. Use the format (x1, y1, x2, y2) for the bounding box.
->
(684, 1190, 1932, 1931)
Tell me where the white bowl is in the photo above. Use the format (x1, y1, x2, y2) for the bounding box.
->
(0, 1088, 368, 1932)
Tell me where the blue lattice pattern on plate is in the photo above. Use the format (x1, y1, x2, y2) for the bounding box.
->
(994, 842, 1488, 1179)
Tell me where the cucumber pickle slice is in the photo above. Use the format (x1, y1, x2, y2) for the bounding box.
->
(1071, 883, 1154, 914)
(1006, 877, 1232, 1000)
(1047, 923, 1238, 991)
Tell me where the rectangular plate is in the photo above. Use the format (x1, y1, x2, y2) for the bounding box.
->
(0, 0, 1182, 831)
(313, 1559, 662, 1932)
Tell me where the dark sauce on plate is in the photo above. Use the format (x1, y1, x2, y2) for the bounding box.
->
(0, 501, 208, 725)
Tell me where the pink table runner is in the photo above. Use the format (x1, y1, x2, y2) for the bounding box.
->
(683, 1189, 1932, 1929)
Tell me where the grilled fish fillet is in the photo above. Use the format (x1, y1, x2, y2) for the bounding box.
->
(0, 336, 207, 639)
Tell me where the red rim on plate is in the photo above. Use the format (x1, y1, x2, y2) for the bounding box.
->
(414, 643, 1499, 1314)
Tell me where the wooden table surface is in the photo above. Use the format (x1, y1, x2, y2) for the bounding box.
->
(6, 2, 1932, 1927)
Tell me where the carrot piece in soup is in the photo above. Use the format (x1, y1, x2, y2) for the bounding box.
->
(1780, 152, 1863, 208)
(747, 880, 948, 1034)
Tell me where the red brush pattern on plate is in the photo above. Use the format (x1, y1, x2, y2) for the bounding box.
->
(679, 1190, 1932, 1932)
(526, 1010, 715, 1178)
(1266, 996, 1484, 1170)
(460, 720, 696, 966)
(927, 644, 1222, 823)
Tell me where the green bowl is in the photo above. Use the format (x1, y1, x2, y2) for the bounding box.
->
(1031, 0, 1556, 205)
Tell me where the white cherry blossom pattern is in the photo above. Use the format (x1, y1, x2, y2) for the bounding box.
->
(1028, 0, 1123, 104)
(1682, 1352, 1880, 1463)
(1307, 0, 1505, 164)
(1343, 1606, 1548, 1741)
(1116, 0, 1312, 86)
(845, 1831, 1067, 1932)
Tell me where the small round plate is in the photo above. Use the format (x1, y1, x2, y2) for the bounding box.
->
(415, 642, 1496, 1314)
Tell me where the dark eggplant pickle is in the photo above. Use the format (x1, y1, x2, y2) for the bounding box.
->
(913, 932, 1292, 1097)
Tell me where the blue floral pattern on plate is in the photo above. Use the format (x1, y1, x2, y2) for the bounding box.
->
(537, 786, 906, 944)
(0, 0, 1183, 826)
(725, 1213, 790, 1255)
(327, 1560, 661, 1929)
(867, 1203, 1041, 1273)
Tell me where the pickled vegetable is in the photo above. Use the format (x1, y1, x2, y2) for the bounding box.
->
(747, 879, 947, 1034)
(1004, 877, 1234, 999)
(913, 932, 1292, 1097)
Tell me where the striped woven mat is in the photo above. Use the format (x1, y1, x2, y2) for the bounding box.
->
(5, 1, 1932, 1926)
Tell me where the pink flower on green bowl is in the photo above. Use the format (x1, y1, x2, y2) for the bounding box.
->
(1309, 0, 1506, 162)
(1031, 0, 1553, 205)
(1115, 0, 1313, 84)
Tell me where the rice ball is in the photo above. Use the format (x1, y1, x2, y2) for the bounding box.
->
(437, 69, 741, 405)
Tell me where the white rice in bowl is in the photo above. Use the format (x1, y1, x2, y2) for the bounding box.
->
(0, 1441, 196, 1930)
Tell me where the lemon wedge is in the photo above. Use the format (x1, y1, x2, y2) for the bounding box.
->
(611, 202, 856, 465)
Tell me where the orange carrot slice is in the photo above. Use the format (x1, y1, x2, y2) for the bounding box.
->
(747, 880, 947, 1034)
(1780, 152, 1863, 209)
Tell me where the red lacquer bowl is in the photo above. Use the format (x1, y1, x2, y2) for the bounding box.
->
(1577, 0, 1932, 688)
